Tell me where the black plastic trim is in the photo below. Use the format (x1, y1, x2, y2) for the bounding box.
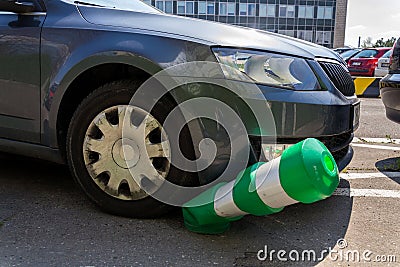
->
(0, 138, 64, 164)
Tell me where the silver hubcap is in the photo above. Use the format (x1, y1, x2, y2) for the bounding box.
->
(83, 105, 170, 201)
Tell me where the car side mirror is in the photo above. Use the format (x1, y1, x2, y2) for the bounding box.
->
(0, 0, 36, 13)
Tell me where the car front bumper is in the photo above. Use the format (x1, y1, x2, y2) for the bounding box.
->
(380, 74, 400, 123)
(191, 87, 358, 184)
(170, 75, 359, 184)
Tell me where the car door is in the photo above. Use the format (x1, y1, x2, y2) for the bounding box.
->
(0, 0, 45, 143)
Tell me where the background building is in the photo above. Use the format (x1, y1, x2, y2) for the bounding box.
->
(143, 0, 348, 48)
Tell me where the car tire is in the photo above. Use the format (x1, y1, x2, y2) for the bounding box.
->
(66, 80, 198, 218)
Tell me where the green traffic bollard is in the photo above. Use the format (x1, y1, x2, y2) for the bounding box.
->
(182, 138, 340, 234)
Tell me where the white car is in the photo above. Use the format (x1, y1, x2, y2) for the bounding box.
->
(375, 49, 392, 77)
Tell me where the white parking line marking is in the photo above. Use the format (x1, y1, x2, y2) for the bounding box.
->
(333, 188, 400, 198)
(340, 172, 400, 180)
(351, 143, 400, 151)
(353, 137, 400, 144)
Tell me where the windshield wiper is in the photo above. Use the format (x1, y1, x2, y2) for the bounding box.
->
(74, 1, 105, 7)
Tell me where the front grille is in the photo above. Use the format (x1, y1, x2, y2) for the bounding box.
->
(249, 131, 353, 164)
(319, 61, 355, 96)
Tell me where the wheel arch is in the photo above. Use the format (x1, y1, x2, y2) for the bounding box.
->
(47, 52, 162, 160)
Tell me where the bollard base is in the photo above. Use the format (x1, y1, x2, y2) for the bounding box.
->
(184, 221, 231, 235)
(181, 138, 340, 235)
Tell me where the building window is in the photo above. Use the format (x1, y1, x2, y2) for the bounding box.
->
(248, 3, 256, 16)
(165, 1, 172, 13)
(239, 3, 255, 16)
(177, 1, 194, 14)
(316, 31, 322, 43)
(297, 30, 313, 42)
(316, 31, 332, 44)
(278, 30, 295, 37)
(260, 4, 276, 17)
(317, 7, 323, 18)
(325, 7, 333, 19)
(317, 6, 333, 19)
(155, 0, 163, 11)
(279, 5, 286, 17)
(260, 4, 267, 17)
(186, 1, 194, 14)
(324, 32, 332, 44)
(239, 3, 247, 16)
(219, 2, 227, 15)
(198, 1, 206, 14)
(227, 3, 235, 16)
(267, 4, 275, 17)
(177, 1, 185, 14)
(155, 0, 173, 13)
(219, 2, 235, 16)
(279, 5, 294, 18)
(207, 2, 215, 15)
(287, 5, 295, 17)
(298, 5, 314, 19)
(143, 0, 151, 5)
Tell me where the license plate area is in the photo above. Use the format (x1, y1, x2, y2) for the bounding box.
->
(352, 62, 362, 66)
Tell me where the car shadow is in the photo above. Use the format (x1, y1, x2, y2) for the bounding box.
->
(375, 156, 400, 185)
(0, 154, 353, 266)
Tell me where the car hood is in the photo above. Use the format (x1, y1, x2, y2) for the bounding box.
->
(78, 6, 342, 61)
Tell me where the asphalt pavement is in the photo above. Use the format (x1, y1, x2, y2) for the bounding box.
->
(0, 98, 399, 266)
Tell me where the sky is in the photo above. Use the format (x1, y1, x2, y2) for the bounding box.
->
(345, 0, 400, 47)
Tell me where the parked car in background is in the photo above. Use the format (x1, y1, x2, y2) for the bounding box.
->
(374, 49, 392, 77)
(0, 0, 359, 218)
(333, 47, 353, 54)
(339, 48, 361, 63)
(380, 38, 400, 123)
(348, 47, 391, 77)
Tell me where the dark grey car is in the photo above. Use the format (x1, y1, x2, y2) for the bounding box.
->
(380, 38, 400, 123)
(0, 0, 359, 217)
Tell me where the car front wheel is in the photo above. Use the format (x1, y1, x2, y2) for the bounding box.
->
(66, 80, 197, 217)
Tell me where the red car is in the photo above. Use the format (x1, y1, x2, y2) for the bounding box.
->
(348, 47, 391, 76)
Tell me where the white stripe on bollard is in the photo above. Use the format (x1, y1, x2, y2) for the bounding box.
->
(214, 180, 248, 218)
(255, 158, 298, 208)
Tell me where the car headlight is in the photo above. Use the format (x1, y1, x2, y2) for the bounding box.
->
(213, 48, 322, 90)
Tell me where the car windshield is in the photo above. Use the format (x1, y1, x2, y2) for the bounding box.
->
(381, 50, 392, 58)
(353, 49, 379, 59)
(340, 49, 359, 58)
(73, 0, 160, 13)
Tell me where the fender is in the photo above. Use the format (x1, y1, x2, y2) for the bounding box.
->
(41, 50, 163, 148)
